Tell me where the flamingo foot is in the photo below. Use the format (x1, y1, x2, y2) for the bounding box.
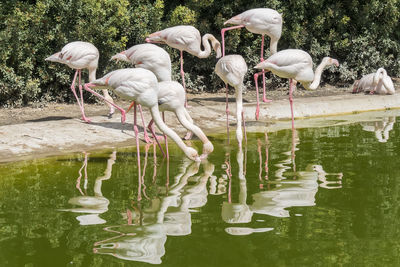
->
(183, 131, 193, 140)
(262, 97, 273, 103)
(81, 116, 91, 123)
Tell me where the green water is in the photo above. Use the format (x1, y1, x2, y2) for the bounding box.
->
(1, 115, 400, 266)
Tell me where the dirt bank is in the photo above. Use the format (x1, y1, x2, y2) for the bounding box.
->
(1, 85, 399, 163)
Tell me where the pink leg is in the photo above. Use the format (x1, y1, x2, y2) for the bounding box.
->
(70, 70, 91, 123)
(257, 139, 263, 188)
(84, 83, 126, 123)
(221, 25, 245, 57)
(147, 119, 166, 158)
(138, 104, 152, 143)
(162, 112, 169, 160)
(260, 35, 272, 103)
(133, 103, 142, 201)
(225, 83, 230, 144)
(180, 50, 189, 108)
(289, 79, 296, 131)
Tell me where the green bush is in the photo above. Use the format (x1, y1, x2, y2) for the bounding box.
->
(1, 0, 400, 107)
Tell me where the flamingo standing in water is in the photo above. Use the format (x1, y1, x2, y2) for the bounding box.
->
(353, 67, 395, 95)
(222, 8, 283, 119)
(83, 68, 200, 162)
(255, 49, 339, 130)
(146, 25, 222, 106)
(45, 41, 125, 122)
(215, 55, 248, 148)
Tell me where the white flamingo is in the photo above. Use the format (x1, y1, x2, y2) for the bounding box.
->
(146, 25, 222, 106)
(111, 43, 172, 143)
(255, 49, 339, 129)
(45, 41, 124, 123)
(221, 8, 283, 118)
(353, 67, 395, 95)
(215, 55, 248, 148)
(83, 68, 200, 162)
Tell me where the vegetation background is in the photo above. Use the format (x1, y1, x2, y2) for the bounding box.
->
(1, 0, 399, 107)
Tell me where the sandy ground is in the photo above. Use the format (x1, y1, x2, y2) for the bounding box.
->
(1, 84, 400, 163)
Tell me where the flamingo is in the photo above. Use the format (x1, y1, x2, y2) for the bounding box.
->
(352, 67, 395, 95)
(146, 25, 222, 106)
(83, 68, 200, 162)
(156, 81, 214, 158)
(222, 8, 283, 119)
(215, 55, 248, 148)
(45, 41, 125, 123)
(111, 43, 172, 143)
(255, 49, 339, 130)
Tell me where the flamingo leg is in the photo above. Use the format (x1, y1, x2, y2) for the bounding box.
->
(289, 79, 296, 131)
(254, 72, 261, 120)
(260, 35, 272, 103)
(221, 25, 245, 57)
(147, 119, 166, 158)
(138, 104, 152, 144)
(133, 103, 142, 201)
(225, 83, 230, 144)
(70, 70, 90, 123)
(83, 83, 126, 124)
(264, 132, 269, 180)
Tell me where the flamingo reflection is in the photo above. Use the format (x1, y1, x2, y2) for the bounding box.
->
(360, 116, 395, 143)
(93, 159, 214, 264)
(61, 150, 116, 225)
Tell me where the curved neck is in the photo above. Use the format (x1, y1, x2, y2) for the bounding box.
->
(269, 37, 279, 55)
(94, 153, 115, 196)
(175, 108, 208, 144)
(235, 83, 243, 146)
(88, 68, 97, 82)
(149, 106, 193, 156)
(198, 34, 221, 58)
(308, 61, 331, 90)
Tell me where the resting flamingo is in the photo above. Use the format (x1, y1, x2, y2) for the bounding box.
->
(146, 25, 222, 106)
(255, 49, 339, 130)
(111, 43, 172, 143)
(215, 55, 248, 148)
(222, 8, 283, 119)
(353, 67, 395, 95)
(45, 41, 125, 123)
(83, 68, 200, 162)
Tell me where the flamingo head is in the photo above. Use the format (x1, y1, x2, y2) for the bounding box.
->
(185, 147, 201, 162)
(323, 57, 339, 67)
(145, 32, 165, 44)
(45, 52, 62, 63)
(110, 51, 129, 63)
(199, 141, 214, 160)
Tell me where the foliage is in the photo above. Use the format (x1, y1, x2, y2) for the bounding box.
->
(1, 0, 400, 106)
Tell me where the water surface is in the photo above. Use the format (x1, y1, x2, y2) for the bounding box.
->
(1, 114, 400, 266)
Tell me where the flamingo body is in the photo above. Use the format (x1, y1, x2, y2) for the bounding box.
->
(111, 44, 172, 82)
(87, 68, 200, 161)
(215, 55, 248, 147)
(225, 8, 282, 40)
(353, 68, 395, 95)
(146, 25, 222, 58)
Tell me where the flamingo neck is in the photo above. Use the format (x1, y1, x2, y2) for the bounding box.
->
(149, 106, 194, 157)
(374, 68, 386, 84)
(235, 84, 243, 147)
(308, 60, 331, 90)
(269, 37, 279, 55)
(88, 68, 97, 82)
(197, 34, 220, 58)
